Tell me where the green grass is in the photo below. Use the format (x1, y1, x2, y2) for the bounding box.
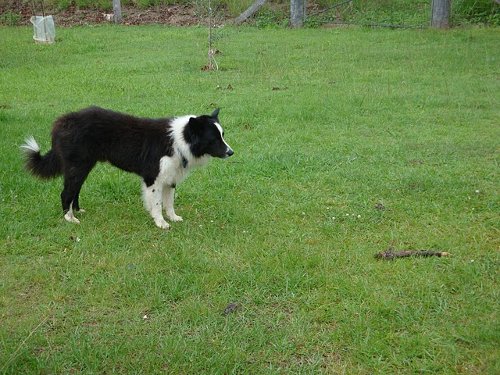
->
(0, 25, 499, 373)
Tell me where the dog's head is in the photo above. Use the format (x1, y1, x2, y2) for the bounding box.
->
(183, 108, 234, 159)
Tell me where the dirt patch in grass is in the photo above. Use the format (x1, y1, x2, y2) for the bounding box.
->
(1, 1, 207, 27)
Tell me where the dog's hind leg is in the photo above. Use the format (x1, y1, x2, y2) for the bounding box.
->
(61, 162, 93, 224)
(142, 179, 170, 230)
(72, 180, 87, 213)
(163, 184, 183, 222)
(62, 182, 80, 224)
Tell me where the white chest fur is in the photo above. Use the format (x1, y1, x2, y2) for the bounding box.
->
(158, 154, 189, 186)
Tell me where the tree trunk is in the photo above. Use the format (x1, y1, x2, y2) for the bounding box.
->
(290, 0, 306, 28)
(431, 0, 451, 28)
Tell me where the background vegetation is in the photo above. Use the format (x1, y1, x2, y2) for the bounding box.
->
(0, 24, 498, 373)
(0, 0, 499, 26)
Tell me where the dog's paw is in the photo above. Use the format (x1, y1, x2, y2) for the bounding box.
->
(64, 212, 80, 224)
(154, 218, 170, 230)
(168, 214, 183, 222)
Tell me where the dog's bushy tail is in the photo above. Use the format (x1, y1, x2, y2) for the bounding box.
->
(21, 136, 62, 179)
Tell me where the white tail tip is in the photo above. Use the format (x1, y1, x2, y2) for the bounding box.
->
(20, 136, 40, 153)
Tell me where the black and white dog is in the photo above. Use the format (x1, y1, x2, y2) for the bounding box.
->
(21, 106, 233, 229)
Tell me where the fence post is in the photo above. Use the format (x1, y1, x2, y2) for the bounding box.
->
(431, 0, 451, 28)
(113, 0, 122, 24)
(290, 0, 306, 28)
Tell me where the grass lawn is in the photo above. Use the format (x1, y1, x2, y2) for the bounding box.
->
(0, 24, 498, 373)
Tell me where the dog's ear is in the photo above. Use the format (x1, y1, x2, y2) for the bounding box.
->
(184, 117, 206, 157)
(211, 108, 220, 120)
(188, 116, 199, 126)
(184, 117, 201, 142)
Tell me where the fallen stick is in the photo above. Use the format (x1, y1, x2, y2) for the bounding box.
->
(375, 248, 450, 260)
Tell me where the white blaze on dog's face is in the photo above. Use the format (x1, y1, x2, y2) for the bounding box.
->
(214, 121, 234, 158)
(209, 107, 233, 158)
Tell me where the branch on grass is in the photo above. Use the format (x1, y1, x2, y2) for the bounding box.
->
(375, 248, 450, 260)
(234, 0, 266, 25)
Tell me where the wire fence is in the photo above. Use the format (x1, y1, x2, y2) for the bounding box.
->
(307, 0, 431, 29)
(311, 0, 499, 28)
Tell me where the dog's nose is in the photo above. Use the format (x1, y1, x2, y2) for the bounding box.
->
(226, 148, 234, 157)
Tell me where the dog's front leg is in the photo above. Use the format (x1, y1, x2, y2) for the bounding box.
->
(163, 184, 183, 222)
(142, 181, 170, 229)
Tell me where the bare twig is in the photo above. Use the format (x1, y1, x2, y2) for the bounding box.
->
(1, 315, 49, 372)
(206, 0, 218, 71)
